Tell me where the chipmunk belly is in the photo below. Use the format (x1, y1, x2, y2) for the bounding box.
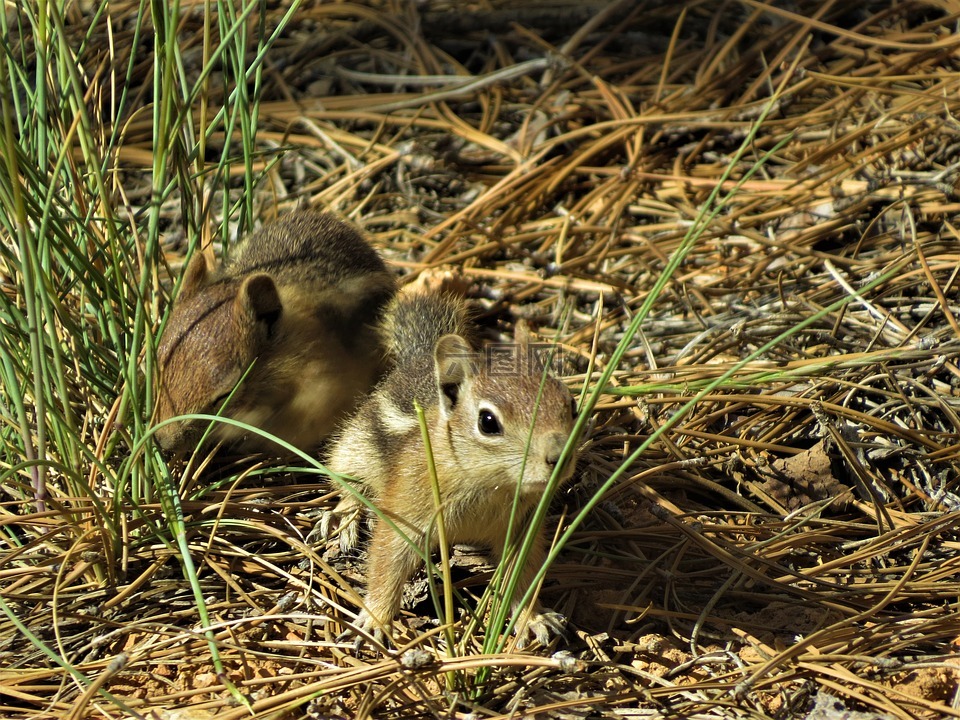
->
(439, 481, 537, 547)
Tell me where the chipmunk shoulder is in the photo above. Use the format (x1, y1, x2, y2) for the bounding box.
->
(324, 281, 578, 646)
(156, 210, 395, 453)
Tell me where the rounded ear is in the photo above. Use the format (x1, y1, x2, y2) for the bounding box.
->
(435, 334, 474, 416)
(179, 252, 211, 298)
(514, 319, 534, 346)
(236, 274, 283, 329)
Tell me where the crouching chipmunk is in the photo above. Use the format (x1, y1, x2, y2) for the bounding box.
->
(155, 210, 395, 453)
(322, 281, 578, 646)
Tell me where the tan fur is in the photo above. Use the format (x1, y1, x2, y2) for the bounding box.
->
(155, 211, 395, 453)
(324, 286, 578, 645)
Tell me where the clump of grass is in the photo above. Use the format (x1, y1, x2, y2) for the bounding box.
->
(0, 0, 302, 713)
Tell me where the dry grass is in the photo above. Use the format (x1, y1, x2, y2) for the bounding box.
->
(3, 1, 960, 718)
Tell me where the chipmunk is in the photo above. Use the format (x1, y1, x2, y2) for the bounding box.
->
(155, 210, 395, 453)
(322, 280, 578, 646)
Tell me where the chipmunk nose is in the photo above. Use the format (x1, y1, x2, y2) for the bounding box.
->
(544, 432, 567, 468)
(154, 421, 183, 451)
(154, 417, 196, 453)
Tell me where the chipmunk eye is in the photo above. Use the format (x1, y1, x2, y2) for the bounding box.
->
(477, 408, 502, 435)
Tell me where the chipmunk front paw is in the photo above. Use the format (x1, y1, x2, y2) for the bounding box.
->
(316, 502, 362, 555)
(337, 609, 392, 651)
(518, 610, 567, 649)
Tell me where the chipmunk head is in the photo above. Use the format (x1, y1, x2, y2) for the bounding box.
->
(155, 253, 282, 452)
(432, 323, 577, 491)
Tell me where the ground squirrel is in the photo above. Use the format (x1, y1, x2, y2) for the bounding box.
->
(323, 280, 578, 646)
(155, 211, 395, 453)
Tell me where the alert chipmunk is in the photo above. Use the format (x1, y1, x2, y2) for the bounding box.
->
(322, 279, 578, 646)
(155, 210, 395, 453)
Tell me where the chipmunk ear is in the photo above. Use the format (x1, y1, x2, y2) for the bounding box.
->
(236, 274, 283, 332)
(435, 333, 474, 417)
(514, 320, 534, 346)
(515, 320, 550, 373)
(179, 252, 211, 299)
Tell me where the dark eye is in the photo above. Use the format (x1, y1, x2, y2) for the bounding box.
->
(570, 397, 578, 418)
(478, 408, 502, 435)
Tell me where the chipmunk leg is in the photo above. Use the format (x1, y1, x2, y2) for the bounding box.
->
(506, 531, 567, 648)
(351, 516, 423, 645)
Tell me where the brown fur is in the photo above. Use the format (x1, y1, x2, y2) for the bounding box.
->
(324, 286, 578, 645)
(155, 211, 395, 453)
